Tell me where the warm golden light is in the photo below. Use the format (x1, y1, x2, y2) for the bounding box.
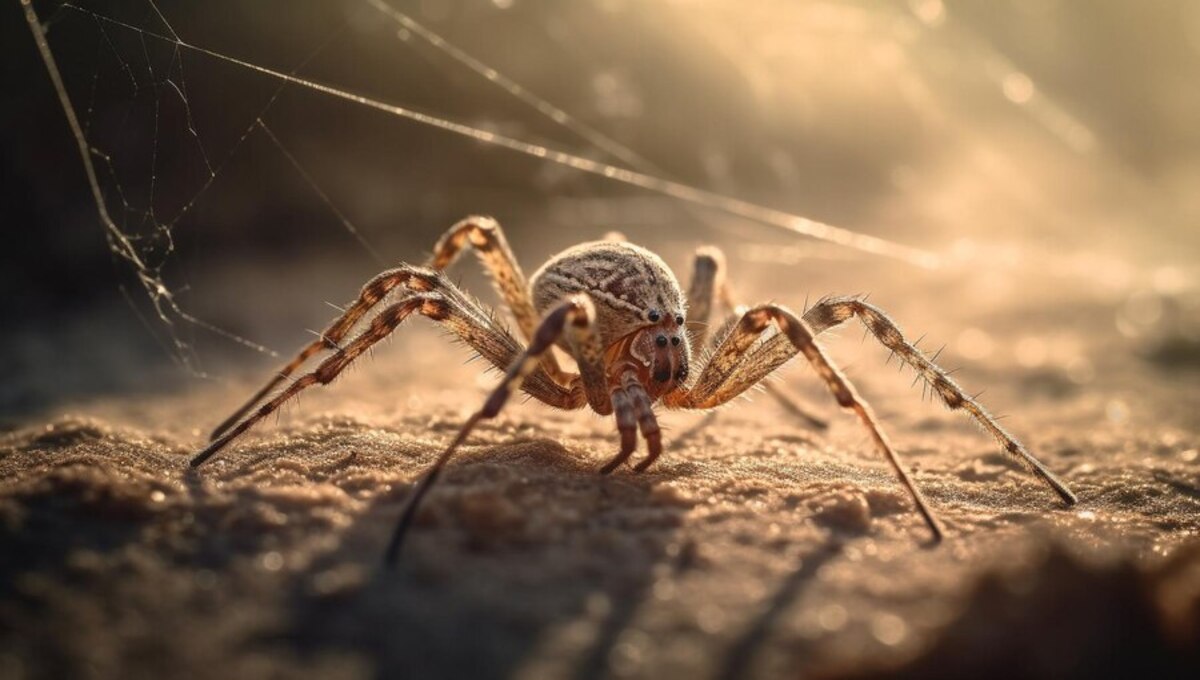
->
(5, 1, 1199, 678)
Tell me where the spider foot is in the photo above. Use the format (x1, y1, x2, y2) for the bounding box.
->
(632, 457, 656, 473)
(598, 456, 625, 475)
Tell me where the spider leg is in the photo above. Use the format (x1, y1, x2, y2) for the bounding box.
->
(428, 215, 571, 383)
(195, 294, 444, 467)
(599, 388, 638, 474)
(672, 304, 943, 543)
(680, 246, 827, 429)
(384, 295, 596, 565)
(209, 266, 434, 440)
(428, 216, 539, 338)
(213, 214, 595, 441)
(802, 296, 1077, 506)
(562, 293, 612, 415)
(194, 272, 584, 467)
(683, 245, 727, 349)
(547, 291, 656, 472)
(627, 380, 663, 473)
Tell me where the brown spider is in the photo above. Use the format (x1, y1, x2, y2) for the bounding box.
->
(190, 216, 1077, 564)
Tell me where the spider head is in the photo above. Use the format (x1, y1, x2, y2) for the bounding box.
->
(609, 309, 691, 399)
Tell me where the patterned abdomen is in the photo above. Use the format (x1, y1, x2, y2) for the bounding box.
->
(530, 241, 686, 348)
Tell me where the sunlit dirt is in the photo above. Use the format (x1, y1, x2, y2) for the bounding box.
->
(4, 0, 1200, 678)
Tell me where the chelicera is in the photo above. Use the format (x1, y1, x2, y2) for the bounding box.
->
(191, 216, 1077, 564)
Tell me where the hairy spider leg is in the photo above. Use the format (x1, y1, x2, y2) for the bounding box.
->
(427, 215, 572, 385)
(683, 246, 726, 350)
(384, 292, 670, 563)
(668, 303, 944, 543)
(385, 294, 621, 563)
(802, 296, 1077, 506)
(682, 245, 828, 430)
(208, 266, 433, 441)
(211, 216, 562, 442)
(625, 372, 663, 473)
(193, 269, 583, 467)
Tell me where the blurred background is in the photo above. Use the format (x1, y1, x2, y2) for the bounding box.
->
(4, 4, 1200, 678)
(2, 0, 1198, 418)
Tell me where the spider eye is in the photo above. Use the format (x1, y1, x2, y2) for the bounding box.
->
(655, 335, 668, 348)
(671, 336, 681, 346)
(675, 315, 684, 325)
(676, 366, 689, 381)
(648, 309, 661, 322)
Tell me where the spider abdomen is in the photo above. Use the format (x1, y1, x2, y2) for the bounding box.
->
(530, 241, 686, 348)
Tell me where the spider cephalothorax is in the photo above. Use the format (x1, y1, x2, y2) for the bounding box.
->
(531, 241, 692, 401)
(191, 216, 1077, 565)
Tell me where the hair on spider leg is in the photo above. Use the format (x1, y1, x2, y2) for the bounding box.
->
(931, 344, 947, 362)
(305, 329, 347, 354)
(910, 368, 928, 390)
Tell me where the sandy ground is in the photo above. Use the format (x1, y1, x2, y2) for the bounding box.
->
(6, 1, 1200, 676)
(2, 254, 1200, 680)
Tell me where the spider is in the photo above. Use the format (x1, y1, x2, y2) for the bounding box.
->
(190, 216, 1077, 564)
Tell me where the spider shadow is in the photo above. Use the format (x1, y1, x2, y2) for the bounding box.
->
(270, 434, 689, 680)
(713, 539, 846, 680)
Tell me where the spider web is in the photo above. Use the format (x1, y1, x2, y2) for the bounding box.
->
(21, 0, 1121, 377)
